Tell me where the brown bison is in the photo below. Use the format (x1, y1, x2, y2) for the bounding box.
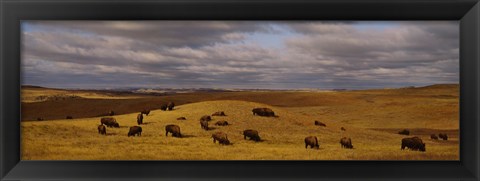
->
(340, 137, 353, 149)
(37, 117, 44, 121)
(252, 108, 275, 117)
(401, 137, 425, 152)
(128, 126, 142, 137)
(314, 121, 326, 127)
(200, 120, 209, 130)
(200, 115, 212, 122)
(108, 110, 115, 116)
(98, 125, 106, 135)
(165, 124, 181, 138)
(243, 129, 261, 142)
(305, 136, 320, 149)
(100, 117, 119, 128)
(167, 102, 175, 111)
(215, 120, 229, 126)
(430, 134, 438, 140)
(177, 117, 187, 120)
(212, 111, 226, 116)
(66, 116, 73, 119)
(141, 109, 150, 116)
(398, 129, 410, 135)
(137, 113, 143, 125)
(438, 133, 448, 140)
(341, 127, 346, 131)
(212, 132, 230, 145)
(160, 104, 168, 111)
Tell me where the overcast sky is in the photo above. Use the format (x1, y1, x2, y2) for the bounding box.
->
(21, 21, 459, 90)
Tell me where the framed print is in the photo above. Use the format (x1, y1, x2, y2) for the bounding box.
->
(1, 0, 479, 180)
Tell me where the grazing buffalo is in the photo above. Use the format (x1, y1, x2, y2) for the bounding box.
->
(304, 136, 320, 149)
(212, 132, 230, 145)
(37, 117, 44, 121)
(430, 134, 438, 140)
(212, 111, 226, 116)
(340, 137, 353, 149)
(100, 117, 119, 128)
(215, 120, 229, 126)
(401, 137, 425, 152)
(200, 120, 209, 130)
(398, 129, 410, 135)
(98, 125, 106, 135)
(128, 126, 142, 137)
(243, 129, 261, 142)
(137, 113, 143, 125)
(160, 104, 168, 111)
(439, 133, 448, 140)
(167, 102, 175, 111)
(252, 108, 276, 117)
(314, 121, 326, 127)
(108, 110, 115, 116)
(200, 115, 212, 122)
(165, 124, 182, 138)
(66, 116, 73, 119)
(341, 127, 346, 131)
(141, 109, 150, 116)
(177, 117, 187, 120)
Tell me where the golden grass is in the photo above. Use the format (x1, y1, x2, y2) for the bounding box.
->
(21, 87, 144, 103)
(21, 100, 458, 160)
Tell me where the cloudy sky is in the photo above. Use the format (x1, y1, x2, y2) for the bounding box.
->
(21, 21, 459, 89)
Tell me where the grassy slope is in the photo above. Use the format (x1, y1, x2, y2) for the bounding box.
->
(21, 87, 146, 103)
(21, 100, 458, 160)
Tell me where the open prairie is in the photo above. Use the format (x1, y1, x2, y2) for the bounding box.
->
(21, 84, 459, 160)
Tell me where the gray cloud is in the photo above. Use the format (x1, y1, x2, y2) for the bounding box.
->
(21, 21, 459, 89)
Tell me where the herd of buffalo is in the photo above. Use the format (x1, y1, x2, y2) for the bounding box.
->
(94, 102, 448, 152)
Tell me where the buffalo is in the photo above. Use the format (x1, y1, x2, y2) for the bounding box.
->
(37, 117, 44, 121)
(128, 126, 142, 137)
(98, 124, 106, 135)
(243, 129, 261, 142)
(212, 132, 230, 145)
(177, 117, 187, 120)
(304, 136, 320, 149)
(341, 127, 346, 131)
(314, 121, 326, 127)
(108, 110, 115, 116)
(137, 113, 143, 125)
(100, 117, 119, 128)
(215, 120, 229, 126)
(200, 120, 209, 130)
(398, 129, 410, 135)
(167, 102, 175, 111)
(212, 111, 226, 116)
(165, 124, 181, 138)
(439, 133, 448, 140)
(141, 109, 150, 116)
(401, 137, 425, 152)
(200, 115, 212, 122)
(252, 108, 276, 117)
(430, 134, 438, 140)
(66, 116, 73, 119)
(160, 104, 168, 111)
(340, 137, 353, 149)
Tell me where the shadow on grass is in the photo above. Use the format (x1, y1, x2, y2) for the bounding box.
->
(141, 122, 155, 125)
(205, 127, 217, 131)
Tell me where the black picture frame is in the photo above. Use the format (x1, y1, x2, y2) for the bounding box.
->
(1, 0, 479, 180)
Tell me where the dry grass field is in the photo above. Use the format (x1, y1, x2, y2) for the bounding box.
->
(20, 85, 459, 160)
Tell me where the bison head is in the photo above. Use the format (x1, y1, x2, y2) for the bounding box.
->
(420, 143, 426, 152)
(113, 123, 120, 128)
